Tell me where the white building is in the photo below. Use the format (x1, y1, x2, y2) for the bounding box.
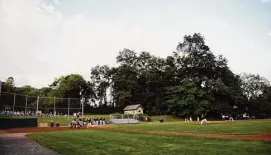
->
(123, 104, 143, 115)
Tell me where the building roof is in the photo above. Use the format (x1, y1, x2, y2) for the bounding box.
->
(123, 104, 142, 111)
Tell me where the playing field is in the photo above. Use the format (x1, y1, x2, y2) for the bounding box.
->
(111, 120, 271, 135)
(28, 130, 270, 155)
(24, 120, 271, 155)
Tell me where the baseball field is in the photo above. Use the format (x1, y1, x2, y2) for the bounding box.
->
(1, 118, 270, 155)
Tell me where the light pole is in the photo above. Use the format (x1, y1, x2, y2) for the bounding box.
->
(0, 80, 2, 97)
(80, 86, 84, 117)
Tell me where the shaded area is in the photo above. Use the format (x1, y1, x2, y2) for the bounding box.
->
(0, 117, 37, 129)
(0, 133, 58, 155)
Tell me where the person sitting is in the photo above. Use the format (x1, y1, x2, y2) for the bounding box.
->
(83, 118, 87, 126)
(56, 122, 60, 127)
(79, 118, 84, 127)
(70, 119, 76, 128)
(94, 118, 97, 125)
(91, 118, 94, 125)
(103, 118, 106, 125)
(50, 120, 55, 128)
(98, 118, 101, 125)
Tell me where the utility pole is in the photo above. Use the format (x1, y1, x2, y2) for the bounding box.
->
(68, 98, 70, 121)
(12, 94, 16, 112)
(0, 80, 2, 97)
(80, 86, 84, 117)
(81, 98, 84, 117)
(25, 95, 28, 115)
(53, 97, 56, 116)
(36, 96, 39, 114)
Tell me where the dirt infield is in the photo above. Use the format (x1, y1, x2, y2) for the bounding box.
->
(2, 126, 271, 142)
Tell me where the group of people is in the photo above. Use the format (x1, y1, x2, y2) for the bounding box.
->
(221, 113, 234, 121)
(0, 110, 37, 116)
(184, 113, 236, 125)
(69, 117, 106, 128)
(184, 115, 207, 125)
(50, 120, 60, 127)
(0, 109, 69, 118)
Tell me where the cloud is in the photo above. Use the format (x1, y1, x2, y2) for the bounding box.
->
(268, 32, 271, 36)
(53, 0, 60, 5)
(0, 0, 174, 87)
(0, 0, 62, 87)
(261, 0, 271, 3)
(0, 0, 270, 87)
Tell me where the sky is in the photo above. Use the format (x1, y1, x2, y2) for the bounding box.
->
(0, 0, 271, 88)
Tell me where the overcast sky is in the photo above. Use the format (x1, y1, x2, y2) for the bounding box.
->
(0, 0, 271, 88)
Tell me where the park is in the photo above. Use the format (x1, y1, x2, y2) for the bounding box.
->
(1, 0, 271, 154)
(1, 32, 271, 154)
(0, 114, 271, 155)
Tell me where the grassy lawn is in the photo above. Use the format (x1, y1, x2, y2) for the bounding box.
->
(111, 121, 271, 135)
(28, 130, 271, 155)
(149, 115, 182, 122)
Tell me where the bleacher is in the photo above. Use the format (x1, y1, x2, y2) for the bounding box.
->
(110, 118, 139, 124)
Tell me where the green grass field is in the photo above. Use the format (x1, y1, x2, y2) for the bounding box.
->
(28, 130, 271, 155)
(111, 121, 271, 135)
(2, 115, 271, 154)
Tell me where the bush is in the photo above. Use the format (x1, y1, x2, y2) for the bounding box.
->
(138, 116, 151, 122)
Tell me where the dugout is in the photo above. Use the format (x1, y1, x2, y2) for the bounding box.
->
(0, 117, 38, 129)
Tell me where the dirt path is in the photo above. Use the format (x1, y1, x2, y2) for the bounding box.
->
(0, 133, 59, 155)
(2, 126, 271, 142)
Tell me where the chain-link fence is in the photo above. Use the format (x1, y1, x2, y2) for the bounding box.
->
(0, 92, 83, 117)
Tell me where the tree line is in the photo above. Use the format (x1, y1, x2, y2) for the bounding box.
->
(1, 33, 270, 118)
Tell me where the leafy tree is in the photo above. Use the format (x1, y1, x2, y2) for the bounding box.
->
(240, 73, 270, 100)
(240, 73, 271, 118)
(50, 74, 87, 98)
(90, 65, 111, 106)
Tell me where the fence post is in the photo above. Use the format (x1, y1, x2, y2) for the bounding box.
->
(36, 96, 39, 114)
(53, 97, 56, 116)
(68, 98, 70, 121)
(81, 98, 84, 117)
(25, 95, 28, 115)
(12, 93, 16, 113)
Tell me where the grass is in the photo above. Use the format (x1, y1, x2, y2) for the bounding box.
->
(111, 120, 271, 135)
(149, 115, 182, 122)
(28, 130, 271, 155)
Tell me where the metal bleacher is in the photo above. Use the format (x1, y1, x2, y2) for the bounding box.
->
(110, 118, 139, 124)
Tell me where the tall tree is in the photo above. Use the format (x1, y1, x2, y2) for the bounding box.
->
(90, 65, 111, 106)
(240, 73, 270, 100)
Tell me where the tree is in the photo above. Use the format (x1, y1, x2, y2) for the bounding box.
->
(240, 73, 270, 100)
(50, 74, 87, 98)
(172, 33, 245, 117)
(240, 73, 271, 118)
(1, 77, 15, 93)
(165, 79, 212, 117)
(90, 65, 111, 106)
